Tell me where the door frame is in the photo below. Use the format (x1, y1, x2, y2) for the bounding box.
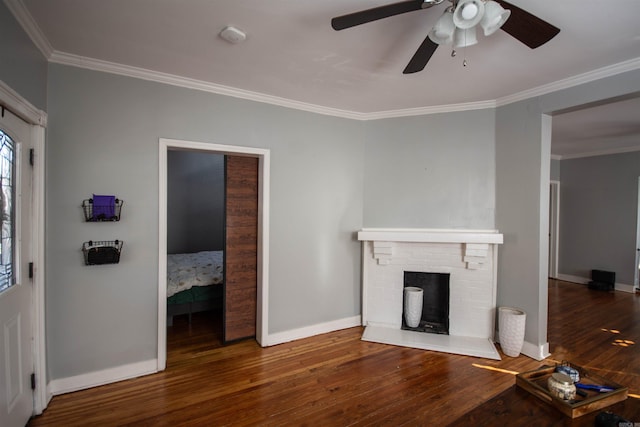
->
(549, 180, 560, 279)
(157, 138, 270, 370)
(0, 80, 47, 414)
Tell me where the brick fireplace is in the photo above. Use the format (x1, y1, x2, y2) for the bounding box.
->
(358, 228, 504, 360)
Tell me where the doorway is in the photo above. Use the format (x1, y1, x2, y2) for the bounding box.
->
(157, 138, 270, 371)
(166, 150, 225, 360)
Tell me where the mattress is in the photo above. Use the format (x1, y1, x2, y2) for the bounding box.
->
(167, 250, 223, 298)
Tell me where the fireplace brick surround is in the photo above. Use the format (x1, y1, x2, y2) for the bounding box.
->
(358, 228, 504, 359)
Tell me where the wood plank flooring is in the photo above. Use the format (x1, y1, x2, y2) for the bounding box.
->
(28, 280, 639, 426)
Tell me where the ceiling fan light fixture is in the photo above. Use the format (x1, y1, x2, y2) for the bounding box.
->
(428, 9, 455, 44)
(453, 26, 478, 48)
(453, 0, 485, 29)
(330, 0, 561, 73)
(480, 1, 511, 36)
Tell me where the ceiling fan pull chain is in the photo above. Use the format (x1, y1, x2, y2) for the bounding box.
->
(463, 31, 468, 67)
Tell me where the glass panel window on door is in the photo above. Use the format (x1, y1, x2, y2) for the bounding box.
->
(0, 129, 15, 293)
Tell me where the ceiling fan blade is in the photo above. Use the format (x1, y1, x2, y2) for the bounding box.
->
(332, 0, 426, 31)
(496, 0, 560, 49)
(403, 36, 439, 74)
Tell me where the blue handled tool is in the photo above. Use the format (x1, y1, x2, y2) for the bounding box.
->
(575, 383, 614, 393)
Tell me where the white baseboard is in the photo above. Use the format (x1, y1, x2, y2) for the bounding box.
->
(494, 331, 551, 361)
(48, 359, 158, 396)
(556, 274, 634, 293)
(41, 314, 555, 396)
(556, 273, 588, 284)
(615, 283, 635, 293)
(47, 317, 362, 396)
(521, 340, 550, 361)
(262, 315, 362, 347)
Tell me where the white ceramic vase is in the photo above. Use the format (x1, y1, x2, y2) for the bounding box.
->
(403, 287, 423, 328)
(498, 307, 526, 357)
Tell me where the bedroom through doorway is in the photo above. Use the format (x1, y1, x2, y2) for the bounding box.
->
(166, 150, 226, 360)
(158, 138, 269, 371)
(165, 149, 260, 366)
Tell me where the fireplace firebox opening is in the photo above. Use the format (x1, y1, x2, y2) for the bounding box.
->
(402, 271, 450, 335)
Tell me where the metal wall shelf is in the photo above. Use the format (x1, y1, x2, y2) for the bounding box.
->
(82, 240, 123, 265)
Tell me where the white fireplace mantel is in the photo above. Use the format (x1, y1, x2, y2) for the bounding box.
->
(357, 228, 504, 244)
(357, 228, 504, 360)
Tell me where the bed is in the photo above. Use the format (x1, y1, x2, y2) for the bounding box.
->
(167, 250, 224, 326)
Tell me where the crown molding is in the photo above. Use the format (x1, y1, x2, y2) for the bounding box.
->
(8, 0, 640, 121)
(362, 99, 497, 120)
(496, 57, 640, 107)
(49, 51, 370, 120)
(50, 49, 640, 120)
(4, 0, 53, 59)
(554, 145, 640, 161)
(50, 51, 499, 120)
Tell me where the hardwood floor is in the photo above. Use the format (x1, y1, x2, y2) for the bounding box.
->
(166, 309, 224, 366)
(28, 280, 639, 426)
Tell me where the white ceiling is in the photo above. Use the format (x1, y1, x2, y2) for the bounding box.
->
(13, 0, 640, 157)
(552, 96, 640, 159)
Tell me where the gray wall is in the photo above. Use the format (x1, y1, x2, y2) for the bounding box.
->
(167, 150, 224, 254)
(5, 2, 640, 380)
(495, 100, 550, 349)
(42, 62, 640, 378)
(44, 65, 496, 382)
(0, 1, 47, 110)
(363, 110, 496, 229)
(495, 68, 640, 352)
(559, 152, 640, 284)
(45, 64, 365, 379)
(550, 159, 560, 181)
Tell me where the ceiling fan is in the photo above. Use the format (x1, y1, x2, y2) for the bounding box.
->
(331, 0, 560, 74)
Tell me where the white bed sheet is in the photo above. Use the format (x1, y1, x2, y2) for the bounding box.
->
(167, 250, 223, 298)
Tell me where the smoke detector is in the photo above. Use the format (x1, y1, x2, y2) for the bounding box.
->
(219, 26, 246, 44)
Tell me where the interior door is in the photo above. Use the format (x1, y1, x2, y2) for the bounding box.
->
(0, 110, 34, 426)
(224, 155, 258, 342)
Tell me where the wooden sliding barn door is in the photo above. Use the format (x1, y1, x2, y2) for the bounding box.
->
(224, 156, 258, 342)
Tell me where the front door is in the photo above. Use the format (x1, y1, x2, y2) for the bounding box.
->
(0, 110, 34, 427)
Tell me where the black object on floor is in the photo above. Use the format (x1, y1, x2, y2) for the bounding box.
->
(588, 269, 615, 291)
